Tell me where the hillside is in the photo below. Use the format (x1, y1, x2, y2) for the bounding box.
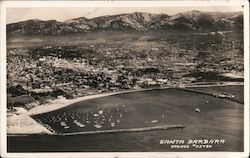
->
(7, 11, 243, 36)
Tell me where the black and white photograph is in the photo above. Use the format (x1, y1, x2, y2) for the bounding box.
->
(1, 0, 249, 157)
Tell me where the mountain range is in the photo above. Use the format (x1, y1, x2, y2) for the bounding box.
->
(7, 10, 243, 36)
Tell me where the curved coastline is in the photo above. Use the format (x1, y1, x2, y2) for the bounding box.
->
(7, 82, 243, 136)
(26, 82, 243, 116)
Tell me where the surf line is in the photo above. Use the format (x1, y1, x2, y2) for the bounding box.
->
(55, 124, 185, 136)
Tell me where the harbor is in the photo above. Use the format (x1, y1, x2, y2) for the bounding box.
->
(8, 85, 244, 152)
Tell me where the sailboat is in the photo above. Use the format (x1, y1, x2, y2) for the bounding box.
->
(195, 106, 201, 113)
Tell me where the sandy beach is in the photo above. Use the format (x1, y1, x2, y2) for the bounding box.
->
(7, 108, 53, 135)
(7, 82, 243, 135)
(26, 82, 243, 116)
(8, 84, 244, 152)
(26, 92, 118, 116)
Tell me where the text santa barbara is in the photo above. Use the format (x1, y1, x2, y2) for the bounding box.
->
(160, 139, 225, 144)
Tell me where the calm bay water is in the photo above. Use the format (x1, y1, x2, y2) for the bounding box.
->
(8, 85, 244, 152)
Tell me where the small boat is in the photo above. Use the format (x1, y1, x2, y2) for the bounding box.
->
(60, 122, 67, 126)
(93, 114, 99, 117)
(110, 123, 115, 127)
(64, 126, 70, 129)
(151, 120, 158, 123)
(79, 124, 85, 128)
(195, 107, 200, 113)
(94, 124, 102, 128)
(119, 113, 123, 118)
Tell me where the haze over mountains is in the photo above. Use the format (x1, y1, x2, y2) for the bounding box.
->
(7, 10, 243, 36)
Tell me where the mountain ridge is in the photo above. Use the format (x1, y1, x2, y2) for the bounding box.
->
(7, 11, 243, 36)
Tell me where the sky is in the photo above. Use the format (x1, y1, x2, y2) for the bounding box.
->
(7, 6, 243, 24)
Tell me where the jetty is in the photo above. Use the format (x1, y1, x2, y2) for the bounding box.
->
(56, 124, 185, 136)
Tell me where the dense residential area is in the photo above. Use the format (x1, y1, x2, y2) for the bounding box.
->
(7, 11, 244, 111)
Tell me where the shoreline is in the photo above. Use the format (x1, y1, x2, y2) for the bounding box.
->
(19, 82, 244, 116)
(7, 109, 53, 135)
(24, 82, 243, 116)
(7, 82, 243, 136)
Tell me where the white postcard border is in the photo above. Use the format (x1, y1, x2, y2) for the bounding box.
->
(0, 1, 249, 158)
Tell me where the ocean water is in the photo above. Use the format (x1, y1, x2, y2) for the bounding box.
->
(8, 85, 244, 152)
